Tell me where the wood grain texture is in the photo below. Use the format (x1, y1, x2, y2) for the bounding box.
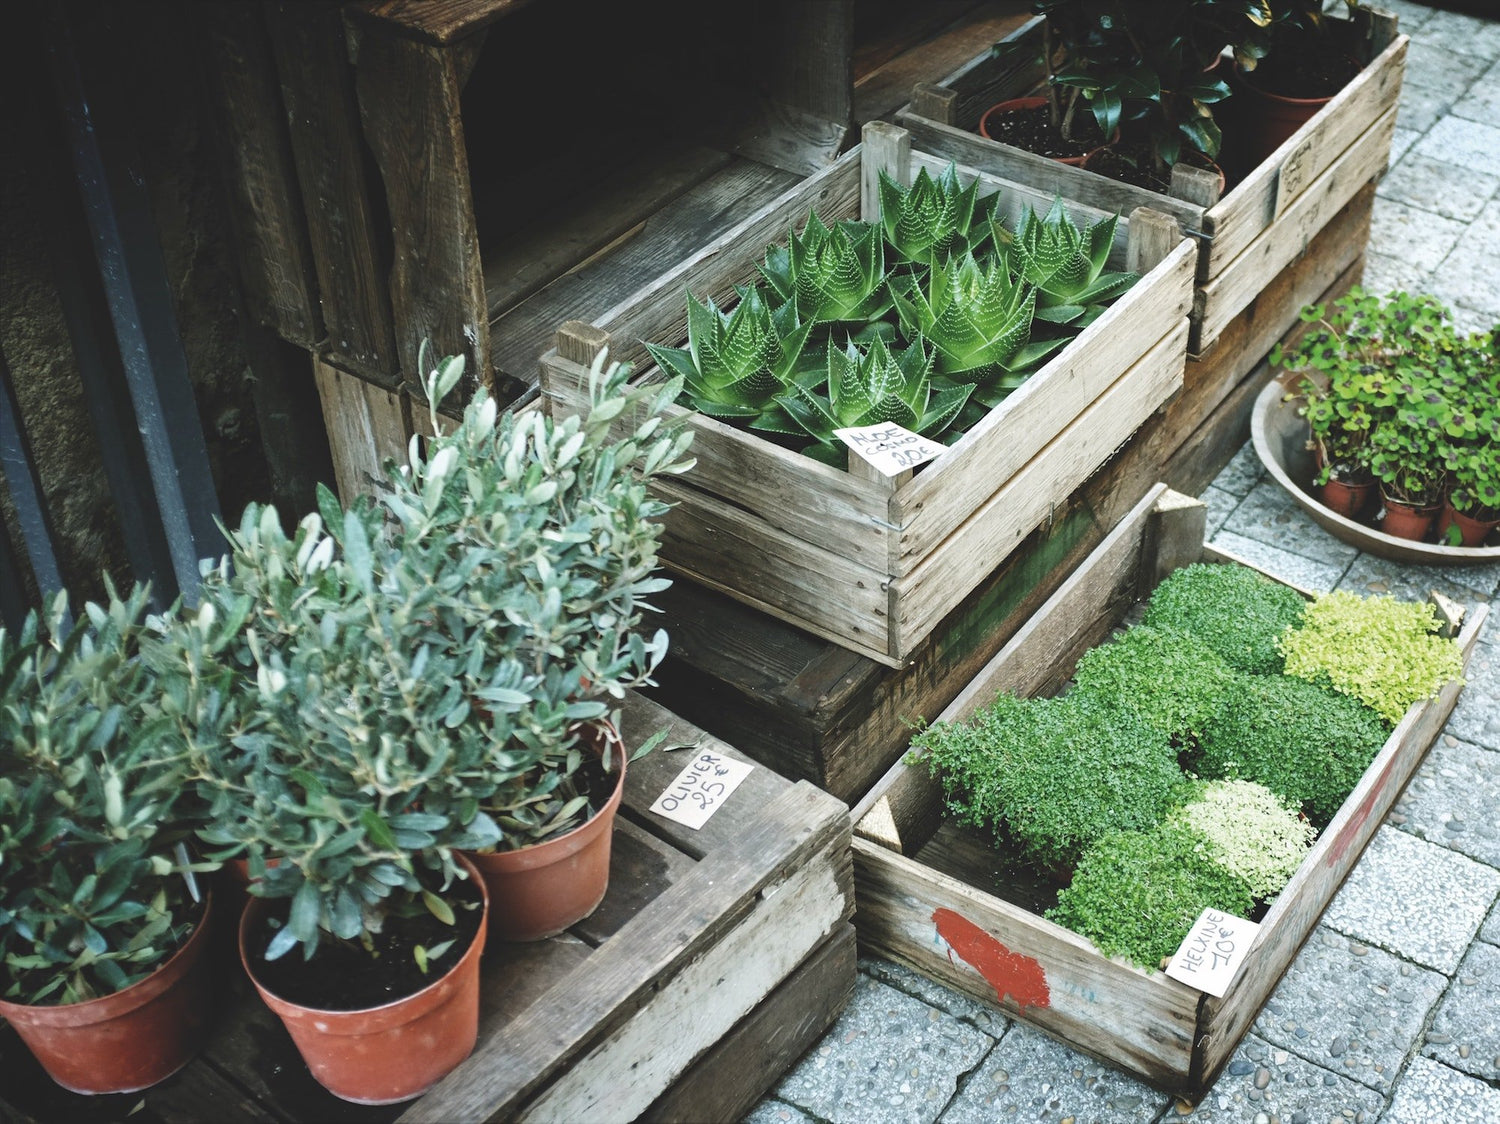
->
(856, 9, 1028, 125)
(313, 357, 411, 503)
(354, 27, 488, 395)
(913, 13, 1047, 133)
(198, 2, 321, 347)
(266, 2, 396, 379)
(350, 0, 534, 45)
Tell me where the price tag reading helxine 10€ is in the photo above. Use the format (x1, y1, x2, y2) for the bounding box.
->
(649, 750, 755, 830)
(1165, 908, 1261, 997)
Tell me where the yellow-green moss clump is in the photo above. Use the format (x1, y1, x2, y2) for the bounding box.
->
(1171, 779, 1315, 900)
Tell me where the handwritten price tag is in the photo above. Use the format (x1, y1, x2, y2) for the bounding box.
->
(1165, 908, 1261, 997)
(648, 750, 754, 830)
(834, 423, 947, 476)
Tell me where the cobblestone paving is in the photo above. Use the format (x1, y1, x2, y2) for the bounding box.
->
(751, 3, 1500, 1120)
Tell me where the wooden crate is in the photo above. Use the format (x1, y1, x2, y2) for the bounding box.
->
(643, 177, 1376, 805)
(541, 124, 1195, 668)
(848, 484, 1486, 1100)
(0, 693, 855, 1124)
(896, 10, 1405, 355)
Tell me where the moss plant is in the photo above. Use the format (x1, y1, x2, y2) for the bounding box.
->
(1142, 563, 1307, 674)
(912, 691, 1184, 868)
(1277, 591, 1465, 725)
(1196, 674, 1388, 825)
(1069, 624, 1236, 742)
(1171, 780, 1315, 900)
(1047, 825, 1255, 969)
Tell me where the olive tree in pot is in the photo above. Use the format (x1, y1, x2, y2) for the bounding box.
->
(389, 347, 695, 942)
(0, 586, 219, 1095)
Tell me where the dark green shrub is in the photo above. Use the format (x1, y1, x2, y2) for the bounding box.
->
(1047, 825, 1255, 969)
(1142, 562, 1307, 674)
(1196, 673, 1388, 825)
(1069, 624, 1236, 741)
(912, 691, 1184, 868)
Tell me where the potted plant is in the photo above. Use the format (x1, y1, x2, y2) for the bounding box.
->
(384, 347, 693, 941)
(0, 585, 218, 1095)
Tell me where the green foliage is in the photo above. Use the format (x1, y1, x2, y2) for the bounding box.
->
(760, 212, 893, 325)
(0, 587, 215, 1005)
(1277, 590, 1465, 725)
(997, 200, 1137, 329)
(1047, 824, 1254, 969)
(1069, 623, 1237, 742)
(1196, 672, 1388, 824)
(1141, 562, 1307, 674)
(778, 336, 973, 464)
(877, 164, 999, 267)
(912, 691, 1184, 868)
(1170, 779, 1314, 899)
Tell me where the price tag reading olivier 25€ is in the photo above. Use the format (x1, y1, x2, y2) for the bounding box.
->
(834, 423, 948, 477)
(649, 750, 755, 830)
(1165, 908, 1261, 998)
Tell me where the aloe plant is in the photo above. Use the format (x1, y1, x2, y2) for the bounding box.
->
(879, 164, 999, 267)
(778, 336, 973, 464)
(759, 212, 892, 325)
(996, 199, 1137, 329)
(644, 284, 814, 426)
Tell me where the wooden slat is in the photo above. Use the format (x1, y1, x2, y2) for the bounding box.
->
(354, 26, 489, 395)
(640, 923, 858, 1124)
(897, 240, 1194, 562)
(571, 818, 697, 944)
(197, 2, 321, 348)
(1200, 35, 1407, 273)
(313, 358, 412, 503)
(913, 13, 1047, 132)
(893, 320, 1188, 657)
(1193, 607, 1486, 1092)
(855, 8, 1028, 125)
(265, 2, 397, 379)
(402, 783, 850, 1123)
(1195, 106, 1397, 349)
(350, 0, 533, 45)
(853, 837, 1201, 1086)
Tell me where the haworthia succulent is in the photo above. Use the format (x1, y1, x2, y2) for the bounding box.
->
(879, 163, 999, 267)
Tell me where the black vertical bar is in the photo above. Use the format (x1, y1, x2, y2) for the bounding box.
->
(0, 351, 68, 615)
(45, 3, 224, 601)
(0, 520, 30, 633)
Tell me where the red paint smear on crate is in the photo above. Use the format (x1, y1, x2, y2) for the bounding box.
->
(933, 908, 1050, 1010)
(1325, 751, 1398, 867)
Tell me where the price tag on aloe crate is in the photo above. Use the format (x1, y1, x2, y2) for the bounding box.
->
(834, 423, 947, 476)
(649, 751, 755, 830)
(1165, 908, 1261, 997)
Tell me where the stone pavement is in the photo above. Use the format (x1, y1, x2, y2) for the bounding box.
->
(749, 3, 1500, 1121)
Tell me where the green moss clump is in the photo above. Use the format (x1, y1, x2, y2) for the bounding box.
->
(913, 691, 1184, 868)
(1070, 624, 1236, 742)
(1171, 779, 1315, 900)
(1047, 825, 1254, 969)
(1196, 674, 1389, 824)
(1278, 590, 1465, 725)
(1142, 562, 1307, 674)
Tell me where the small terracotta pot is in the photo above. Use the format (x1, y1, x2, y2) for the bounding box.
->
(1377, 496, 1440, 541)
(239, 856, 488, 1105)
(1229, 58, 1359, 170)
(466, 724, 626, 943)
(0, 893, 215, 1095)
(1435, 502, 1500, 548)
(978, 96, 1091, 164)
(1318, 475, 1376, 521)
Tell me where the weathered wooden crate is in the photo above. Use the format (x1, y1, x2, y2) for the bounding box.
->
(897, 10, 1405, 356)
(0, 693, 855, 1124)
(849, 485, 1484, 1100)
(541, 124, 1195, 668)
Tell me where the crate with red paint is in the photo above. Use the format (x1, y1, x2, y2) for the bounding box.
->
(847, 485, 1483, 1101)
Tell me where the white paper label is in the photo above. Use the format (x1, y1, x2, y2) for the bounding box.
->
(834, 423, 947, 476)
(1165, 908, 1261, 997)
(648, 750, 754, 830)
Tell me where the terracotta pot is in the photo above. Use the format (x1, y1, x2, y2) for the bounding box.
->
(1318, 475, 1376, 521)
(239, 856, 488, 1105)
(977, 96, 1092, 164)
(0, 893, 215, 1095)
(1377, 496, 1439, 541)
(1229, 57, 1359, 170)
(1435, 502, 1500, 548)
(466, 723, 626, 943)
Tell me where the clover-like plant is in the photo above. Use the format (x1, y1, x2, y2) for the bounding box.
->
(878, 163, 999, 267)
(645, 284, 813, 426)
(759, 212, 892, 325)
(777, 335, 973, 465)
(996, 199, 1136, 329)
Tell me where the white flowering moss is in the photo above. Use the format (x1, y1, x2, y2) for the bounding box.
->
(1172, 780, 1315, 900)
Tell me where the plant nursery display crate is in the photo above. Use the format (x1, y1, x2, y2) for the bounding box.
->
(0, 693, 855, 1124)
(896, 10, 1405, 357)
(540, 123, 1195, 668)
(848, 484, 1485, 1101)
